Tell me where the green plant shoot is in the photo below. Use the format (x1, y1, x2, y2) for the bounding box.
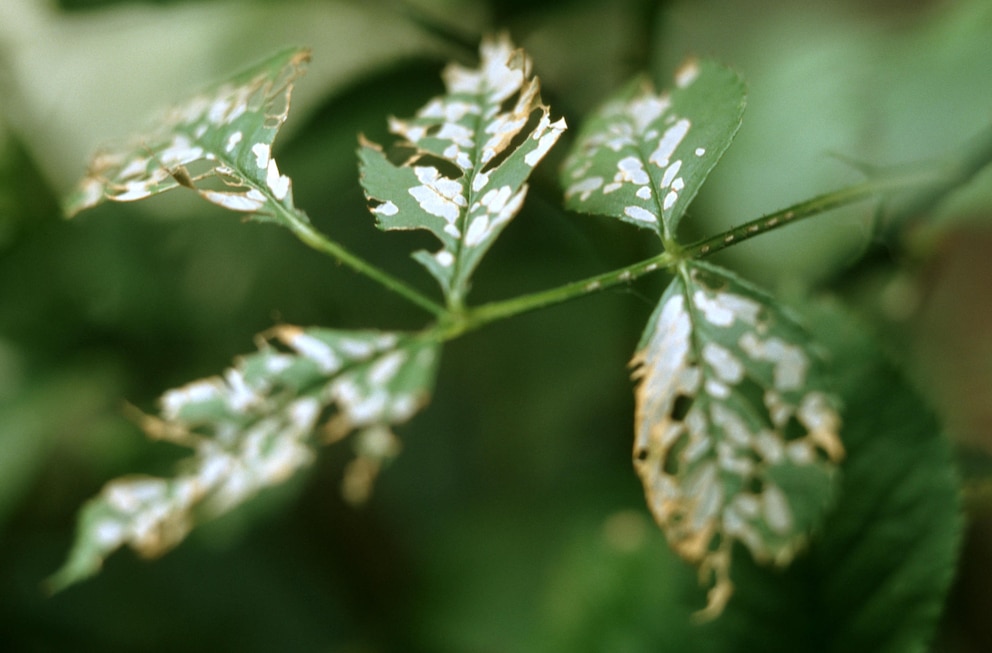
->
(50, 35, 978, 645)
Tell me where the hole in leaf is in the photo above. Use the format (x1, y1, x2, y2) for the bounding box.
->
(411, 155, 463, 179)
(497, 88, 521, 116)
(480, 108, 544, 174)
(386, 143, 420, 166)
(191, 173, 246, 194)
(662, 432, 689, 475)
(635, 447, 649, 462)
(783, 415, 806, 442)
(734, 376, 772, 427)
(368, 198, 385, 209)
(671, 394, 693, 421)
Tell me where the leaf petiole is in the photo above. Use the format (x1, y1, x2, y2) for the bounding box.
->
(454, 250, 676, 335)
(455, 161, 975, 334)
(271, 202, 448, 317)
(681, 169, 943, 260)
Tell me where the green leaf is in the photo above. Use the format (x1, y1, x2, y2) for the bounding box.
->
(358, 34, 567, 307)
(695, 299, 962, 653)
(533, 301, 961, 652)
(561, 61, 746, 244)
(630, 260, 843, 618)
(48, 326, 441, 591)
(63, 47, 310, 224)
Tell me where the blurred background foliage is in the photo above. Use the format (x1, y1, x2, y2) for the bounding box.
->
(1, 0, 991, 650)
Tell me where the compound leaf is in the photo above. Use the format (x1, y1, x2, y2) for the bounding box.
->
(49, 326, 441, 591)
(631, 260, 843, 618)
(64, 47, 310, 224)
(561, 61, 745, 244)
(358, 34, 567, 307)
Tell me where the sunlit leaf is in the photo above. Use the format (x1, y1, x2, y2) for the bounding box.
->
(64, 47, 310, 224)
(49, 327, 441, 591)
(630, 260, 843, 618)
(358, 33, 567, 307)
(561, 60, 745, 244)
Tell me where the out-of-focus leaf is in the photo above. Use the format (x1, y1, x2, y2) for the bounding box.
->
(0, 0, 453, 194)
(561, 60, 745, 244)
(631, 260, 843, 617)
(535, 509, 699, 652)
(49, 327, 441, 591)
(358, 33, 566, 307)
(64, 48, 309, 224)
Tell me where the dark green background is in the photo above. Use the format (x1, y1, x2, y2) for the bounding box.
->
(1, 0, 990, 650)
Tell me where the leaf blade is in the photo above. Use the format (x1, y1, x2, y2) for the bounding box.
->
(64, 47, 310, 224)
(696, 299, 962, 653)
(358, 34, 566, 306)
(49, 326, 441, 591)
(631, 260, 843, 617)
(562, 61, 746, 243)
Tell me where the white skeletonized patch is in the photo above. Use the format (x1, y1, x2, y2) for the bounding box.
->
(625, 205, 657, 225)
(565, 176, 604, 202)
(525, 117, 567, 166)
(225, 131, 243, 152)
(605, 156, 650, 194)
(409, 166, 466, 230)
(161, 379, 224, 419)
(444, 144, 472, 170)
(675, 60, 701, 88)
(252, 143, 270, 169)
(472, 171, 491, 193)
(265, 160, 290, 200)
(661, 160, 683, 188)
(739, 333, 808, 392)
(649, 119, 691, 168)
(368, 351, 407, 386)
(446, 35, 524, 102)
(201, 190, 267, 212)
(282, 328, 342, 373)
(373, 201, 399, 217)
(626, 93, 671, 134)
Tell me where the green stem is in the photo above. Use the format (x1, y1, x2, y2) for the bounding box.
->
(451, 165, 965, 336)
(283, 124, 992, 332)
(275, 205, 447, 317)
(452, 251, 676, 336)
(681, 169, 941, 260)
